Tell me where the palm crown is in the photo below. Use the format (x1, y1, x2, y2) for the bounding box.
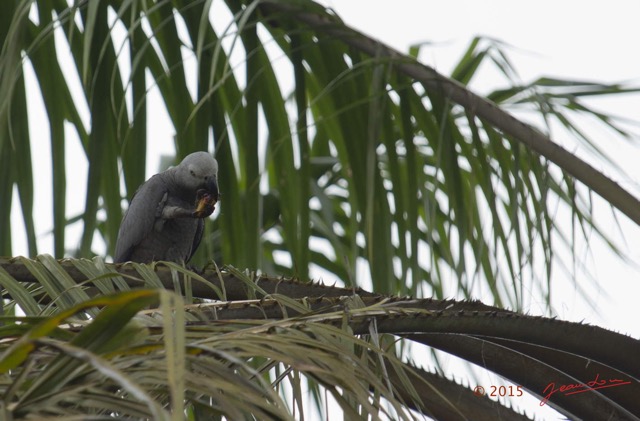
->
(1, 1, 639, 419)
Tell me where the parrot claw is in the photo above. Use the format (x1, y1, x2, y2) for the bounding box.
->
(155, 192, 169, 218)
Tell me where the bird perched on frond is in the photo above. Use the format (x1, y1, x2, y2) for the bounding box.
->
(113, 151, 219, 264)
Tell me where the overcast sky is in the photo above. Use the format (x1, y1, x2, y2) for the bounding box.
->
(323, 1, 640, 81)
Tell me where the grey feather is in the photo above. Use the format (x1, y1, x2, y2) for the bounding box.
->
(114, 152, 219, 264)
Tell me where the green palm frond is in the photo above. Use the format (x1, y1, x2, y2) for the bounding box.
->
(2, 0, 637, 309)
(2, 0, 640, 419)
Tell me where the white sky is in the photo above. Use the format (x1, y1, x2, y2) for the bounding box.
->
(10, 1, 640, 419)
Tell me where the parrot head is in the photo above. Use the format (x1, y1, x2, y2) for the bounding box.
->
(177, 151, 219, 203)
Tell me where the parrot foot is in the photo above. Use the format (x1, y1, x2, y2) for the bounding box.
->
(155, 192, 169, 218)
(162, 206, 194, 219)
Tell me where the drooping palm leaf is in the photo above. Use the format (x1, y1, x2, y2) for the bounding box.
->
(1, 257, 639, 419)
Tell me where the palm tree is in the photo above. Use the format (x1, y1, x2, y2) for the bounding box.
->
(1, 0, 638, 419)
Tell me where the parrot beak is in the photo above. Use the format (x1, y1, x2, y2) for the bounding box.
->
(207, 178, 219, 202)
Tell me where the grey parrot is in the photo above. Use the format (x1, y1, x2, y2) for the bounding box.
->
(114, 152, 219, 264)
